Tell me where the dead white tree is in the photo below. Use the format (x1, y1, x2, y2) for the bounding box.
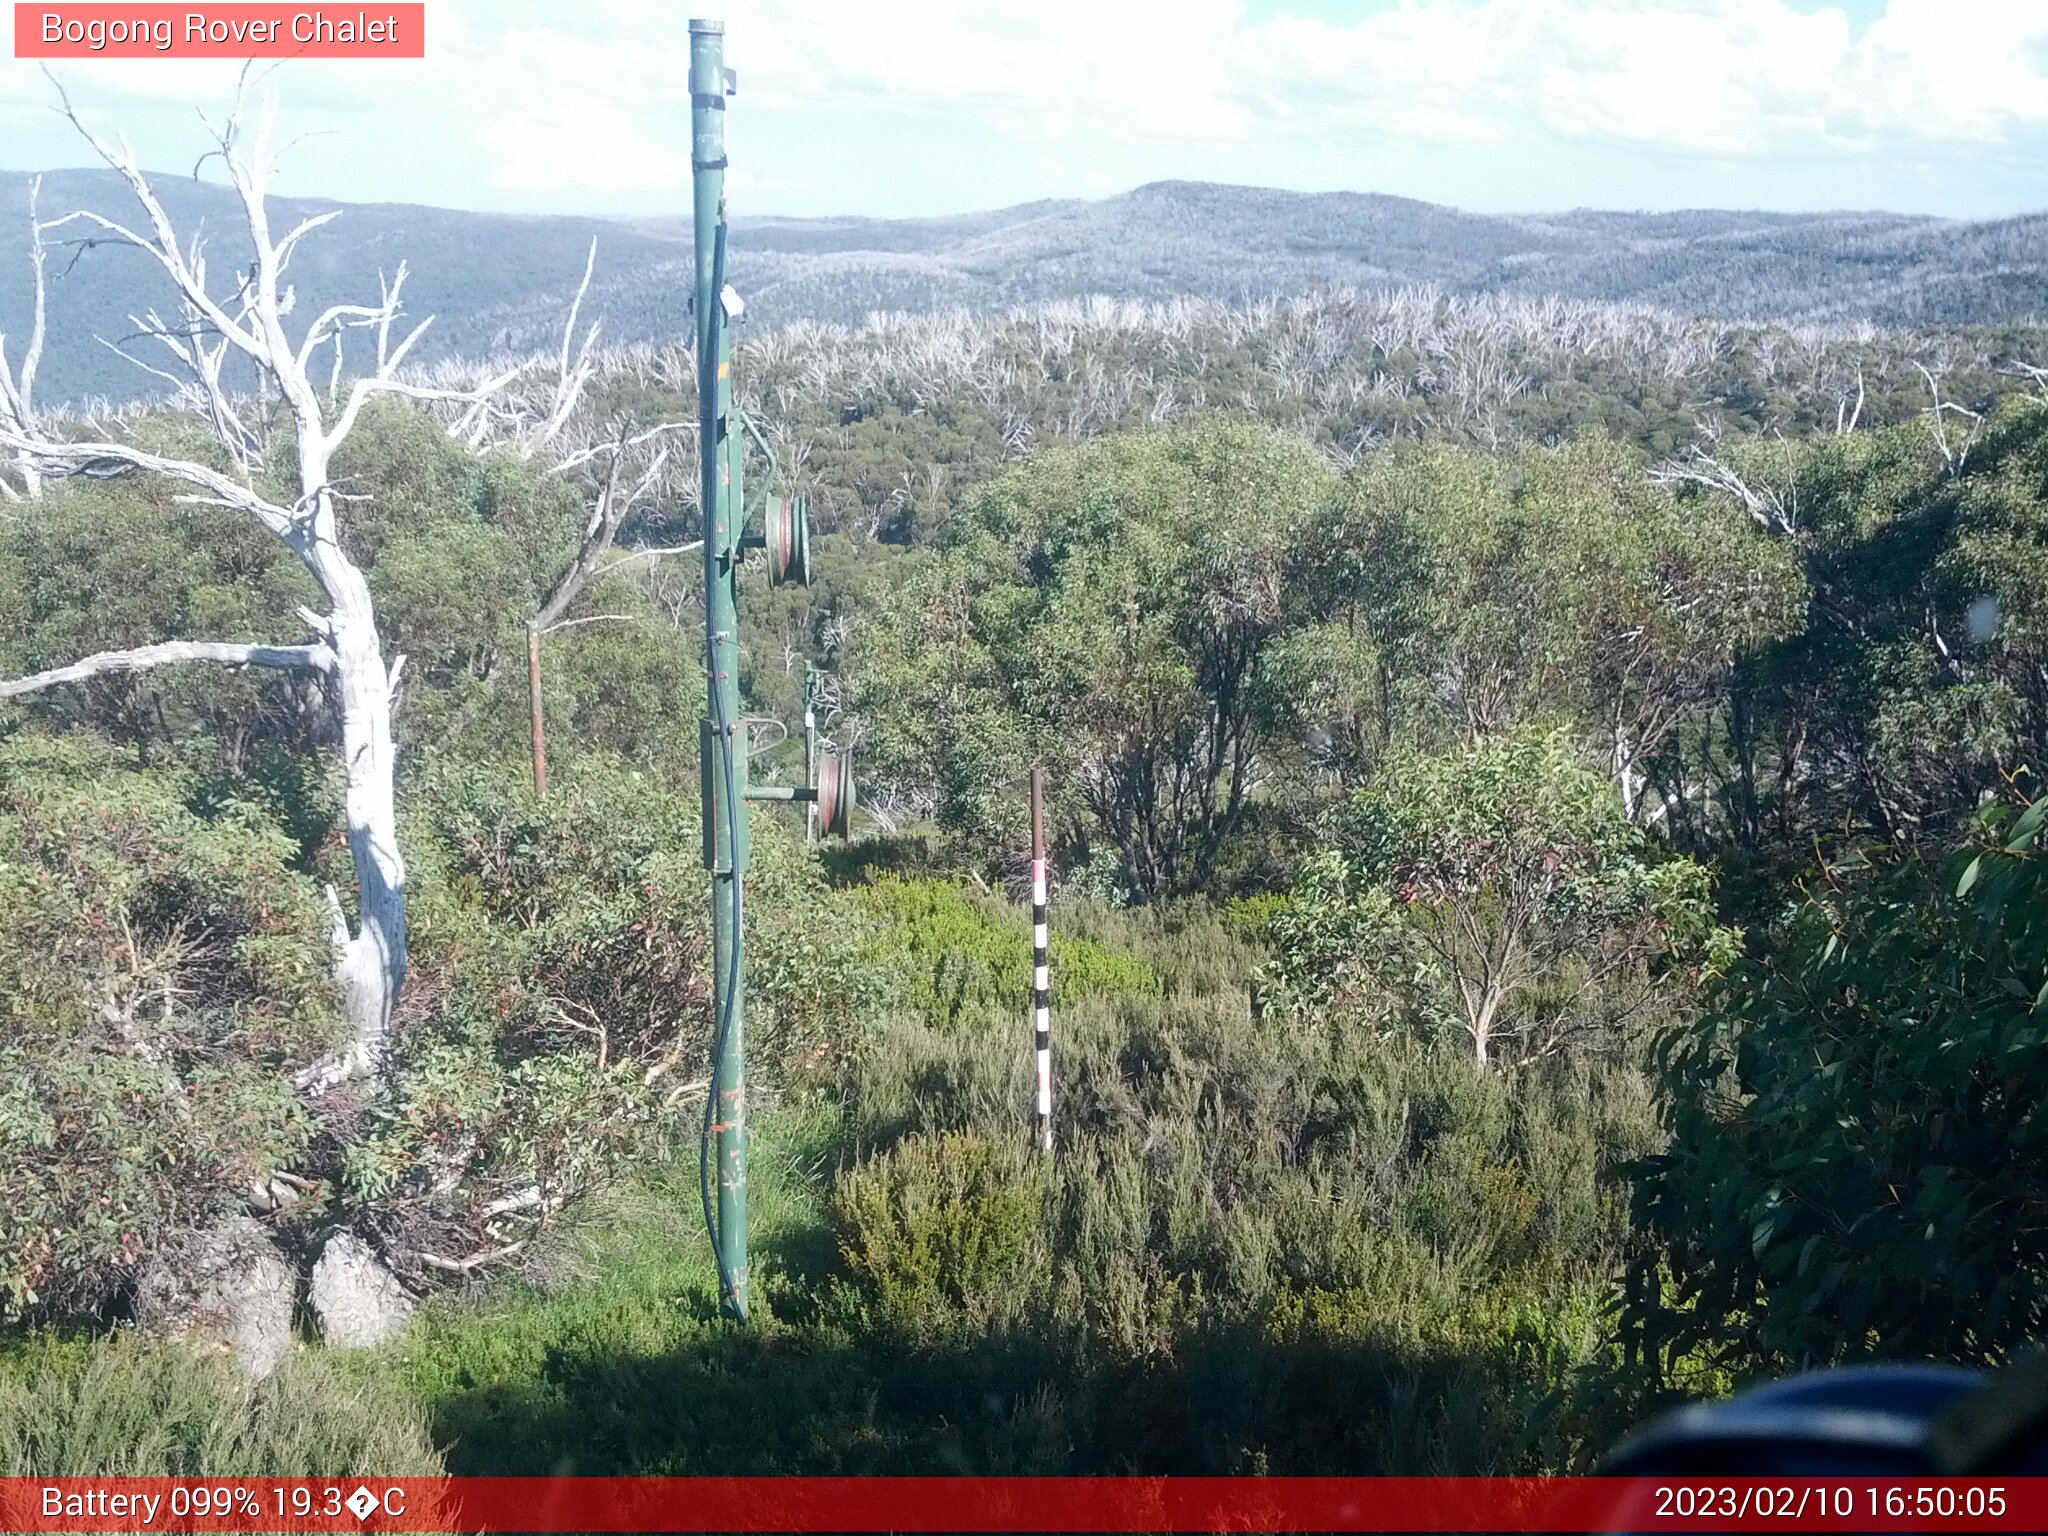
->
(1834, 367, 1866, 435)
(1998, 360, 2048, 406)
(1650, 421, 1801, 539)
(0, 80, 519, 1088)
(0, 175, 48, 499)
(1915, 361, 1983, 479)
(454, 242, 702, 796)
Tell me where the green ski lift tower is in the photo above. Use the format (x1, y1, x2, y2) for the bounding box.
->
(690, 17, 851, 1323)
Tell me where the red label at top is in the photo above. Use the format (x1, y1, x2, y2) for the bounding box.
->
(14, 4, 426, 57)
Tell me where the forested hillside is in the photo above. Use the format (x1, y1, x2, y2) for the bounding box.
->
(8, 168, 2048, 403)
(5, 122, 2048, 1485)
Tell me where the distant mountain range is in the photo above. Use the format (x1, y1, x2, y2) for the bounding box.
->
(4, 170, 2045, 404)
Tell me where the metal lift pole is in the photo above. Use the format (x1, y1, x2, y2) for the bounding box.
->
(690, 16, 748, 1322)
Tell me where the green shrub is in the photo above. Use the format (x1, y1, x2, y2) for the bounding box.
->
(348, 753, 887, 1285)
(1259, 730, 1732, 1068)
(1053, 899, 1252, 1001)
(817, 832, 952, 887)
(1221, 891, 1290, 948)
(0, 734, 340, 1318)
(835, 1130, 1046, 1322)
(822, 992, 1642, 1465)
(837, 939, 1658, 1428)
(854, 877, 1158, 1029)
(336, 401, 701, 771)
(0, 461, 322, 757)
(1631, 794, 2048, 1371)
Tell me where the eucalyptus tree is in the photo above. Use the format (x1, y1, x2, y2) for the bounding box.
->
(1263, 729, 1732, 1070)
(1309, 435, 1806, 820)
(852, 419, 1338, 898)
(1655, 398, 2048, 850)
(1631, 794, 2048, 1368)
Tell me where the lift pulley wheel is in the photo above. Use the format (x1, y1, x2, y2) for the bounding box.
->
(816, 749, 855, 839)
(765, 492, 811, 587)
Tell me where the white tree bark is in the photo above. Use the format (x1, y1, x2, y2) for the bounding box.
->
(1649, 420, 1800, 538)
(0, 80, 519, 1088)
(298, 456, 409, 1081)
(0, 640, 330, 697)
(0, 174, 47, 499)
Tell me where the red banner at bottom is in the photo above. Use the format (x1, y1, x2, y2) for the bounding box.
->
(0, 1476, 2039, 1532)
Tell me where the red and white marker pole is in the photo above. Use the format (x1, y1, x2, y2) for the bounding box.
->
(1030, 767, 1052, 1152)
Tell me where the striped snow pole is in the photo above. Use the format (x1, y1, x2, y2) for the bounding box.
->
(1030, 767, 1051, 1151)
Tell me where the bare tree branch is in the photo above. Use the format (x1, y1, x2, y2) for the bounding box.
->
(1915, 361, 1982, 479)
(0, 640, 331, 698)
(533, 433, 677, 632)
(1650, 421, 1800, 537)
(540, 613, 640, 636)
(0, 426, 299, 538)
(528, 238, 603, 453)
(598, 540, 704, 575)
(520, 416, 686, 794)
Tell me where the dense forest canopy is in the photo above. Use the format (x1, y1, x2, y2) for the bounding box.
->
(4, 99, 2047, 1481)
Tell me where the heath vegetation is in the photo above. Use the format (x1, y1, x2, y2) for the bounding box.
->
(2, 86, 2045, 1479)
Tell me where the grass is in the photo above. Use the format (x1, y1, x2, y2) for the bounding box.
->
(0, 1331, 442, 1477)
(360, 1092, 855, 1475)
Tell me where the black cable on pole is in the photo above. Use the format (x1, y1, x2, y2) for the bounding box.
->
(700, 214, 745, 1320)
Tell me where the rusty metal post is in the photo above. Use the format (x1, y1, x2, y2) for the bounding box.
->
(526, 625, 548, 798)
(804, 665, 819, 846)
(1030, 768, 1051, 1152)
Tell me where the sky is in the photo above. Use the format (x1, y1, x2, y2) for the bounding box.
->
(1, 0, 2045, 221)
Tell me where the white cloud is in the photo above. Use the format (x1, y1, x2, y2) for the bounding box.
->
(478, 100, 688, 195)
(726, 0, 1252, 141)
(705, 0, 2048, 159)
(7, 1, 2048, 210)
(1238, 0, 2048, 155)
(452, 7, 689, 195)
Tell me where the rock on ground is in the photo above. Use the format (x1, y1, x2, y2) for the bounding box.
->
(133, 1215, 295, 1380)
(309, 1231, 415, 1349)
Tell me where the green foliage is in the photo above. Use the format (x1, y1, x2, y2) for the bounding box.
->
(853, 876, 1159, 1029)
(852, 419, 1341, 897)
(844, 895, 1653, 1315)
(835, 1130, 1045, 1323)
(336, 402, 702, 771)
(0, 1333, 444, 1476)
(1647, 400, 2048, 858)
(320, 901, 1656, 1479)
(1261, 730, 1732, 1066)
(0, 400, 699, 796)
(1301, 434, 1805, 775)
(9, 276, 2048, 1480)
(0, 734, 339, 1317)
(1629, 789, 2048, 1371)
(0, 444, 321, 757)
(346, 753, 886, 1279)
(824, 933, 1658, 1468)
